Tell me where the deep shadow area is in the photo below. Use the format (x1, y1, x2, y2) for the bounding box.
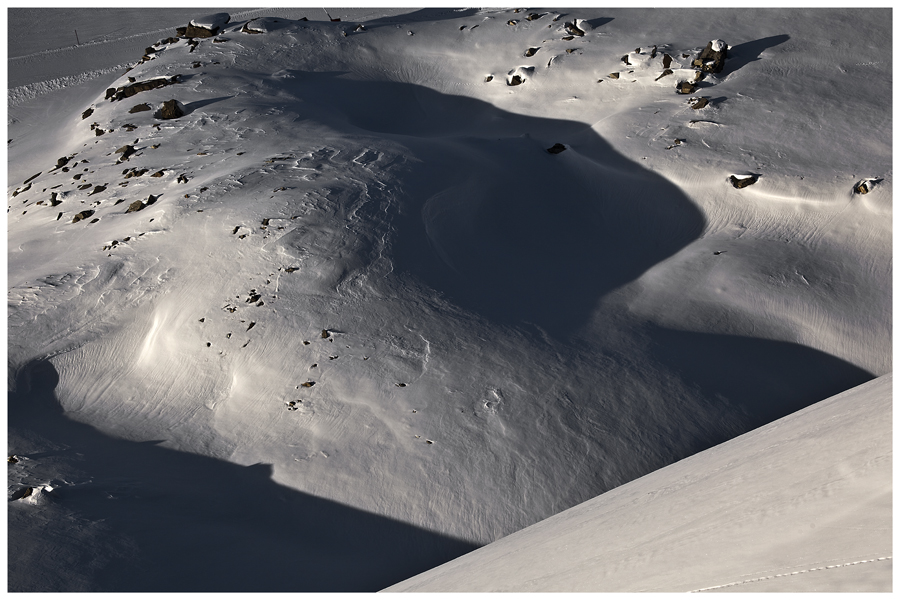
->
(364, 7, 481, 26)
(276, 71, 706, 337)
(723, 35, 790, 75)
(648, 327, 875, 428)
(7, 360, 477, 592)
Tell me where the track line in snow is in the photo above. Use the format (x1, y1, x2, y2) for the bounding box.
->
(688, 556, 892, 592)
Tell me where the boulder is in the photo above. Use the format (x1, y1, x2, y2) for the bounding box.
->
(662, 53, 673, 69)
(72, 210, 95, 223)
(525, 47, 539, 57)
(690, 97, 710, 110)
(49, 192, 62, 207)
(81, 107, 94, 119)
(115, 145, 137, 161)
(655, 69, 673, 81)
(158, 99, 185, 120)
(695, 39, 728, 74)
(125, 200, 145, 213)
(678, 81, 696, 94)
(546, 143, 567, 154)
(129, 103, 151, 113)
(730, 174, 759, 189)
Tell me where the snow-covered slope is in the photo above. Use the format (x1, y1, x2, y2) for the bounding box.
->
(7, 8, 891, 592)
(385, 374, 892, 592)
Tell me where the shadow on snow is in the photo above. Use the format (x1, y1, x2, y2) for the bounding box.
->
(7, 360, 477, 592)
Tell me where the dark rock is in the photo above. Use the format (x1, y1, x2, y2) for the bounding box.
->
(53, 156, 69, 170)
(109, 76, 180, 102)
(730, 174, 759, 189)
(655, 69, 673, 81)
(507, 20, 517, 26)
(126, 200, 146, 213)
(89, 185, 106, 195)
(484, 75, 493, 82)
(11, 487, 33, 500)
(650, 45, 658, 58)
(72, 210, 95, 223)
(95, 128, 105, 136)
(159, 99, 185, 120)
(8, 455, 18, 464)
(176, 26, 187, 36)
(526, 13, 543, 21)
(662, 53, 673, 69)
(321, 329, 330, 338)
(23, 172, 41, 184)
(621, 55, 631, 65)
(177, 173, 189, 183)
(105, 87, 117, 99)
(546, 143, 567, 154)
(129, 103, 152, 114)
(151, 170, 165, 177)
(695, 40, 728, 74)
(49, 193, 62, 207)
(508, 75, 524, 86)
(690, 97, 710, 110)
(78, 184, 92, 190)
(855, 180, 873, 194)
(115, 145, 137, 161)
(608, 72, 620, 79)
(146, 194, 159, 205)
(564, 21, 585, 36)
(525, 47, 539, 57)
(81, 107, 94, 119)
(301, 381, 315, 388)
(678, 81, 696, 94)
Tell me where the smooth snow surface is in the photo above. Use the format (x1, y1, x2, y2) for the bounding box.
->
(7, 7, 891, 592)
(385, 374, 892, 592)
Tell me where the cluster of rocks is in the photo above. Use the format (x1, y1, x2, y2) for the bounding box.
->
(105, 75, 181, 102)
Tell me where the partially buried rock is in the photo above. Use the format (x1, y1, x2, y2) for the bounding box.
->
(115, 145, 137, 161)
(49, 192, 62, 206)
(694, 39, 728, 74)
(546, 143, 567, 154)
(678, 81, 696, 94)
(81, 107, 94, 119)
(72, 210, 95, 223)
(158, 99, 185, 119)
(129, 103, 151, 114)
(730, 174, 759, 189)
(690, 97, 710, 110)
(508, 75, 523, 86)
(524, 47, 539, 57)
(655, 69, 673, 81)
(662, 53, 673, 69)
(126, 200, 145, 213)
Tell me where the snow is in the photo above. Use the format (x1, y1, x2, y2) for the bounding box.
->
(385, 374, 893, 592)
(6, 7, 891, 592)
(189, 13, 230, 31)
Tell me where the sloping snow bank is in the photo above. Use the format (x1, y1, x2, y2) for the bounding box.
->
(384, 374, 892, 592)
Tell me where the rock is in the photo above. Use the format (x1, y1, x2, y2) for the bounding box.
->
(126, 200, 145, 213)
(526, 13, 543, 21)
(105, 87, 117, 100)
(546, 143, 567, 154)
(89, 185, 106, 195)
(608, 72, 620, 79)
(662, 53, 673, 69)
(564, 21, 585, 36)
(177, 173, 189, 183)
(146, 194, 159, 205)
(855, 180, 876, 194)
(507, 20, 518, 26)
(678, 81, 696, 94)
(109, 76, 180, 102)
(655, 69, 673, 81)
(129, 103, 151, 113)
(158, 99, 185, 120)
(484, 75, 493, 82)
(730, 174, 759, 188)
(696, 39, 728, 74)
(508, 75, 523, 86)
(8, 455, 18, 464)
(301, 381, 315, 388)
(49, 192, 62, 207)
(23, 172, 41, 184)
(95, 128, 105, 136)
(81, 107, 94, 119)
(321, 329, 330, 338)
(621, 55, 631, 65)
(150, 170, 165, 177)
(52, 156, 69, 170)
(525, 47, 539, 57)
(115, 145, 137, 161)
(72, 209, 95, 223)
(650, 45, 658, 58)
(11, 487, 33, 500)
(690, 97, 710, 110)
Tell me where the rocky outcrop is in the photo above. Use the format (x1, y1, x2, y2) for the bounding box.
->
(107, 76, 180, 102)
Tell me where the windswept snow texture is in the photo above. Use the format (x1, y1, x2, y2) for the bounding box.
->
(385, 374, 892, 592)
(7, 7, 891, 592)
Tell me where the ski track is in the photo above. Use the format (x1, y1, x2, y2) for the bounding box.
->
(689, 556, 892, 592)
